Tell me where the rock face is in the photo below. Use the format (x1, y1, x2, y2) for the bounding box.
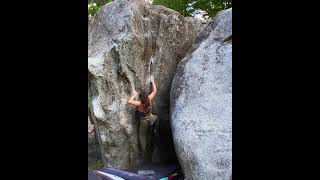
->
(88, 117, 103, 170)
(170, 8, 232, 180)
(184, 17, 208, 37)
(88, 0, 199, 169)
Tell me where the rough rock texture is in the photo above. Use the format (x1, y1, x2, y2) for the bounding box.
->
(88, 0, 199, 169)
(184, 17, 208, 37)
(88, 117, 103, 170)
(170, 8, 232, 180)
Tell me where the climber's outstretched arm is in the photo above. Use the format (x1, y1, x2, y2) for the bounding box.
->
(148, 78, 157, 101)
(128, 90, 141, 107)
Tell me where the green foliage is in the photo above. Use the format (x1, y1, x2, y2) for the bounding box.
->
(95, 0, 113, 7)
(153, 0, 194, 16)
(88, 3, 99, 18)
(88, 0, 232, 21)
(193, 0, 232, 18)
(88, 0, 112, 19)
(153, 0, 232, 18)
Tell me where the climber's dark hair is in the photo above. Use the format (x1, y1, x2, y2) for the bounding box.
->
(139, 91, 152, 115)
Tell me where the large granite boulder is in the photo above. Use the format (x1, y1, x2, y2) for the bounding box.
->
(170, 8, 232, 180)
(88, 0, 199, 169)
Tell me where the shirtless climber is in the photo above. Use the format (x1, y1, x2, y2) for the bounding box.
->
(127, 77, 159, 161)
